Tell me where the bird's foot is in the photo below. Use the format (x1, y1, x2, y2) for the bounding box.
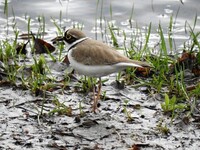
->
(92, 96, 101, 113)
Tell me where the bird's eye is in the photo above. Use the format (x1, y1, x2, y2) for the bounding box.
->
(66, 34, 71, 40)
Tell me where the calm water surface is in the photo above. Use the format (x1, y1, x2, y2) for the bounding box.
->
(0, 0, 200, 51)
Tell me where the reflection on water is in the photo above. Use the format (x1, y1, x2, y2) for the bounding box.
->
(0, 0, 199, 51)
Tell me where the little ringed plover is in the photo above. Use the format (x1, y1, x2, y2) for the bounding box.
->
(62, 28, 151, 112)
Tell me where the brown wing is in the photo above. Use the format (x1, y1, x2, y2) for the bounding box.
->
(71, 39, 135, 66)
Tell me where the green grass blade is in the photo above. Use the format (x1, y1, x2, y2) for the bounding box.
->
(108, 23, 118, 47)
(159, 23, 167, 56)
(142, 22, 151, 52)
(168, 15, 173, 52)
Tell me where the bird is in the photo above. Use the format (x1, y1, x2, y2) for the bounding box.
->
(61, 28, 151, 112)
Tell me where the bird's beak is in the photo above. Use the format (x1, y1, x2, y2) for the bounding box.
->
(58, 36, 65, 41)
(51, 36, 65, 44)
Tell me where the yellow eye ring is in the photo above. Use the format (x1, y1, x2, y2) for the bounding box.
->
(66, 34, 71, 40)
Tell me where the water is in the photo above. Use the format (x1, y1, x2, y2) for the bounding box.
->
(0, 0, 200, 149)
(0, 0, 200, 50)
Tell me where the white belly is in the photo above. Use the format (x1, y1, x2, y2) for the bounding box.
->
(67, 48, 142, 77)
(68, 50, 127, 77)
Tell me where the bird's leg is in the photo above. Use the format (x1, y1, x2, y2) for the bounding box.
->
(92, 77, 101, 113)
(92, 82, 97, 113)
(91, 78, 97, 113)
(97, 77, 102, 100)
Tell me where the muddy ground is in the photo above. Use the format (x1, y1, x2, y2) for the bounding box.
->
(0, 0, 200, 149)
(0, 63, 200, 150)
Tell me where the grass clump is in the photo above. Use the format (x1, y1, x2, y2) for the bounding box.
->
(0, 0, 200, 122)
(49, 98, 72, 116)
(105, 13, 200, 120)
